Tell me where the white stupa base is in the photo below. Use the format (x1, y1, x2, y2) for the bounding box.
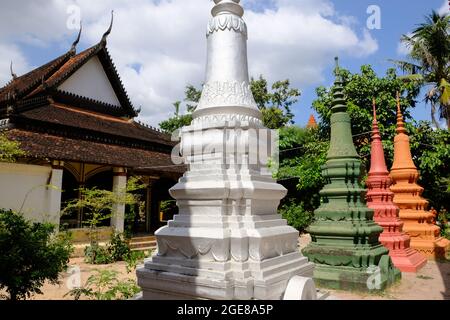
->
(137, 251, 314, 300)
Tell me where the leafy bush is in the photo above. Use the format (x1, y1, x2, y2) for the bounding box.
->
(279, 200, 314, 233)
(0, 209, 73, 300)
(84, 244, 114, 265)
(65, 270, 140, 300)
(124, 250, 146, 274)
(437, 208, 450, 240)
(108, 232, 131, 262)
(84, 232, 133, 265)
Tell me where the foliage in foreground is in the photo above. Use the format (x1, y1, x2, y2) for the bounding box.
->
(65, 270, 140, 300)
(0, 209, 73, 300)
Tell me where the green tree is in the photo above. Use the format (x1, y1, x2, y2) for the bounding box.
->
(393, 11, 450, 128)
(159, 84, 202, 134)
(62, 177, 147, 246)
(313, 64, 449, 213)
(0, 133, 25, 163)
(276, 126, 328, 232)
(251, 76, 300, 129)
(0, 210, 73, 300)
(159, 101, 193, 134)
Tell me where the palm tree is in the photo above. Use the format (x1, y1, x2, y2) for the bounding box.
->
(393, 10, 450, 129)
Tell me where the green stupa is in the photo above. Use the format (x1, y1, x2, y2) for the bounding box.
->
(302, 58, 401, 291)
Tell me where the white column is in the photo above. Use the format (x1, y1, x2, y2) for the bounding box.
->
(111, 167, 127, 233)
(47, 160, 64, 227)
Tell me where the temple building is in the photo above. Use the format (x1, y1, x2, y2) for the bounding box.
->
(0, 21, 182, 236)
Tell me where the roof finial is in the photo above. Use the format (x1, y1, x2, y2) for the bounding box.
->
(70, 21, 82, 54)
(101, 10, 114, 45)
(396, 91, 406, 134)
(334, 56, 339, 71)
(10, 61, 17, 80)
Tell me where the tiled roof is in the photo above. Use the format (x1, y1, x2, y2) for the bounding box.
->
(0, 43, 137, 117)
(16, 103, 173, 147)
(0, 52, 71, 102)
(7, 129, 184, 174)
(27, 45, 100, 97)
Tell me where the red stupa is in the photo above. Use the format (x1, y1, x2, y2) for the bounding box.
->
(306, 114, 318, 129)
(366, 99, 427, 272)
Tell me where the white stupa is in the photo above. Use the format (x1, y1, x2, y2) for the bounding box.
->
(137, 0, 316, 300)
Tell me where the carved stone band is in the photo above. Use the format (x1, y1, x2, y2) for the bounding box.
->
(198, 80, 257, 109)
(207, 14, 247, 38)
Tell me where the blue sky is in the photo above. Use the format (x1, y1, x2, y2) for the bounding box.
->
(294, 0, 448, 126)
(0, 0, 448, 127)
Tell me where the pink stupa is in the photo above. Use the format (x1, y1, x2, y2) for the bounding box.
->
(366, 99, 427, 272)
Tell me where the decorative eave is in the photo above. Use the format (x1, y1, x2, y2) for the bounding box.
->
(52, 89, 131, 118)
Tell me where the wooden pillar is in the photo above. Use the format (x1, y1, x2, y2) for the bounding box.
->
(111, 167, 127, 233)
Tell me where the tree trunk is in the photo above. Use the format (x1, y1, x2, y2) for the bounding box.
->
(431, 101, 441, 129)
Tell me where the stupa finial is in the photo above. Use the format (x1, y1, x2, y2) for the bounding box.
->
(396, 91, 406, 134)
(372, 97, 377, 122)
(371, 98, 381, 141)
(331, 57, 346, 113)
(212, 0, 243, 17)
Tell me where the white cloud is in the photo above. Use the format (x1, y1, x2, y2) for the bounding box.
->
(438, 0, 449, 15)
(0, 44, 30, 86)
(397, 42, 410, 56)
(396, 32, 412, 56)
(0, 0, 378, 126)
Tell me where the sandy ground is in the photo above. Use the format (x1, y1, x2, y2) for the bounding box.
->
(4, 235, 449, 300)
(298, 234, 450, 300)
(29, 257, 139, 300)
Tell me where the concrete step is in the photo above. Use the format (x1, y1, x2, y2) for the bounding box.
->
(130, 241, 157, 250)
(131, 246, 155, 253)
(130, 236, 156, 243)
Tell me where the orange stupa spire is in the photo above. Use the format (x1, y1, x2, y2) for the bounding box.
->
(306, 114, 318, 129)
(366, 98, 427, 272)
(389, 92, 449, 259)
